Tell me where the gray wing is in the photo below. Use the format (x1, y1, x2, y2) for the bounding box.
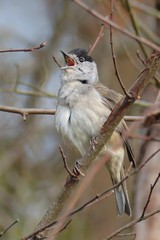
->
(95, 83, 136, 168)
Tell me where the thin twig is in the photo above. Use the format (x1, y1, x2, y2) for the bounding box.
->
(116, 232, 136, 238)
(136, 50, 147, 66)
(109, 0, 129, 96)
(0, 105, 144, 122)
(0, 219, 19, 238)
(140, 172, 160, 219)
(59, 219, 72, 233)
(88, 24, 105, 54)
(0, 42, 46, 53)
(58, 145, 76, 177)
(52, 55, 61, 68)
(0, 105, 56, 120)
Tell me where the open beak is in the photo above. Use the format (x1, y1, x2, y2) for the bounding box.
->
(60, 50, 75, 66)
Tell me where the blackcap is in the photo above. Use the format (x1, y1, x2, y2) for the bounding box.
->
(55, 48, 135, 216)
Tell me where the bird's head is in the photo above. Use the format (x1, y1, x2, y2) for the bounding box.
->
(60, 48, 99, 84)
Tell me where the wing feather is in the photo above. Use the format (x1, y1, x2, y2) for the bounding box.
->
(95, 83, 136, 168)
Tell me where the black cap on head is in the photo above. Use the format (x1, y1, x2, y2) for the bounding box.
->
(68, 48, 93, 62)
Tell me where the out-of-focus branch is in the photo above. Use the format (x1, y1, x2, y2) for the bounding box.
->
(131, 1, 160, 19)
(0, 42, 46, 53)
(109, 0, 129, 96)
(72, 0, 160, 52)
(123, 0, 147, 58)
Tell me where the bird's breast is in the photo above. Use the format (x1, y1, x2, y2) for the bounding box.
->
(55, 84, 111, 155)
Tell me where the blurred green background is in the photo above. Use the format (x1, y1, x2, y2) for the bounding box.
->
(0, 0, 159, 239)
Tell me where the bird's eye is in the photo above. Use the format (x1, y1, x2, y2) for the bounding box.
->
(79, 57, 85, 62)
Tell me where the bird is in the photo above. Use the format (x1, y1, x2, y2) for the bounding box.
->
(54, 48, 135, 216)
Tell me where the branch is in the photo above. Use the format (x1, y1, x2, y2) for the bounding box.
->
(52, 55, 61, 68)
(58, 145, 76, 177)
(0, 105, 144, 122)
(0, 219, 19, 238)
(0, 106, 55, 120)
(106, 209, 160, 240)
(88, 24, 105, 54)
(0, 42, 46, 53)
(72, 0, 160, 52)
(0, 105, 145, 122)
(140, 173, 160, 219)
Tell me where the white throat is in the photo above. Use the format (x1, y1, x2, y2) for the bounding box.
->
(60, 61, 99, 84)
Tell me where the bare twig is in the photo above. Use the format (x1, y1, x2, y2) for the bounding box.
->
(116, 232, 136, 238)
(59, 145, 76, 177)
(109, 0, 129, 96)
(0, 105, 145, 122)
(136, 50, 147, 66)
(0, 42, 46, 53)
(88, 24, 105, 54)
(140, 173, 160, 218)
(72, 0, 160, 52)
(0, 219, 19, 238)
(0, 105, 55, 120)
(52, 55, 61, 68)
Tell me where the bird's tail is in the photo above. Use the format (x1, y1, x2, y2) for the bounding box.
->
(113, 169, 131, 216)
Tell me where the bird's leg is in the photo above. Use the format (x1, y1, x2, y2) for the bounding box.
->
(90, 136, 98, 151)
